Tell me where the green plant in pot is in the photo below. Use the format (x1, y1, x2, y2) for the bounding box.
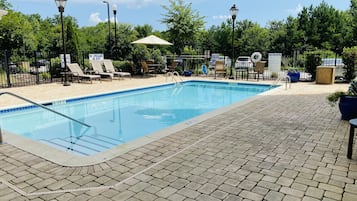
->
(327, 80, 357, 120)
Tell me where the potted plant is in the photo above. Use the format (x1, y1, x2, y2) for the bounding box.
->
(327, 80, 357, 120)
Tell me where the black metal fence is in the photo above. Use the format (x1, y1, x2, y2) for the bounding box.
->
(0, 50, 63, 88)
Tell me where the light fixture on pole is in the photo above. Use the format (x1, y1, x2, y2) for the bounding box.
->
(113, 4, 117, 45)
(229, 4, 238, 79)
(103, 0, 111, 57)
(55, 0, 70, 86)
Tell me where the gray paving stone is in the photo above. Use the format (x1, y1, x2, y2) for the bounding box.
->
(305, 186, 324, 199)
(133, 191, 157, 201)
(177, 187, 200, 199)
(211, 190, 228, 200)
(264, 191, 284, 201)
(343, 192, 357, 201)
(276, 176, 294, 186)
(239, 190, 264, 201)
(223, 195, 243, 201)
(196, 194, 221, 201)
(238, 180, 256, 191)
(319, 183, 343, 194)
(167, 193, 186, 201)
(302, 196, 321, 201)
(282, 194, 301, 201)
(197, 183, 217, 195)
(324, 190, 342, 200)
(156, 186, 178, 198)
(280, 186, 304, 198)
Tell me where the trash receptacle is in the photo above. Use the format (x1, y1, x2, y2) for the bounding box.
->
(316, 66, 335, 84)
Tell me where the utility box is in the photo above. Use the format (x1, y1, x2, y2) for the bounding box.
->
(316, 66, 335, 84)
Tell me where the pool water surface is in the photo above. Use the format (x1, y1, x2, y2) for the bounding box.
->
(0, 81, 274, 156)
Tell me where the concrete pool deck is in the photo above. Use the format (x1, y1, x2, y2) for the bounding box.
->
(0, 76, 357, 201)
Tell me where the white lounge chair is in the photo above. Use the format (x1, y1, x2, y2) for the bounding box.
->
(89, 60, 113, 81)
(67, 63, 101, 83)
(103, 59, 131, 79)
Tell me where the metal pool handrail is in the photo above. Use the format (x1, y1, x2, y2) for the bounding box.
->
(0, 92, 91, 128)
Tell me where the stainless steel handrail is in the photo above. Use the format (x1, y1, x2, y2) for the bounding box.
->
(0, 92, 91, 128)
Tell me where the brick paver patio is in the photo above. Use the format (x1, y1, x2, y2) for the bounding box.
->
(0, 77, 356, 201)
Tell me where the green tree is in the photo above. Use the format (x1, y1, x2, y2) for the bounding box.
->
(65, 19, 79, 63)
(0, 0, 11, 9)
(161, 0, 204, 55)
(268, 20, 287, 53)
(0, 11, 32, 60)
(134, 24, 153, 38)
(237, 21, 269, 57)
(350, 0, 357, 46)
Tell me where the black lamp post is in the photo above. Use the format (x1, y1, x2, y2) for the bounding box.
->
(55, 0, 70, 86)
(229, 4, 238, 79)
(103, 0, 111, 56)
(113, 4, 117, 45)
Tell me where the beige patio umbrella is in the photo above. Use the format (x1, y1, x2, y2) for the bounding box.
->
(0, 9, 8, 20)
(131, 35, 173, 46)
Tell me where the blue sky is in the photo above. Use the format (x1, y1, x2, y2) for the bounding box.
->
(10, 0, 350, 31)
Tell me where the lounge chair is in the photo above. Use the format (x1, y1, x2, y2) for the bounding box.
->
(89, 60, 113, 81)
(214, 60, 226, 79)
(103, 59, 131, 79)
(67, 63, 101, 83)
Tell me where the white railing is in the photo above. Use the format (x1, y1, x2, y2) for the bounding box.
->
(166, 71, 183, 84)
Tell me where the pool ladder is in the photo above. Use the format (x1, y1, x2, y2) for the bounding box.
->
(271, 75, 291, 90)
(166, 71, 183, 84)
(0, 92, 94, 143)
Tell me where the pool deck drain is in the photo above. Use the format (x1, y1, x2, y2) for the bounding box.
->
(0, 76, 357, 201)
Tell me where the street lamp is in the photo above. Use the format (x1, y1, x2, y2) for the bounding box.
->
(113, 4, 117, 45)
(55, 0, 70, 86)
(103, 0, 111, 57)
(229, 4, 238, 79)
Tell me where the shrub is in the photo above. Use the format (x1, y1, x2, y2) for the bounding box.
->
(112, 60, 133, 73)
(342, 47, 357, 82)
(304, 51, 322, 81)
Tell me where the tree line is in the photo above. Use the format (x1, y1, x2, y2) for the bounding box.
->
(1, 0, 357, 70)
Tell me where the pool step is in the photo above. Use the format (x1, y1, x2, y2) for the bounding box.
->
(40, 134, 124, 156)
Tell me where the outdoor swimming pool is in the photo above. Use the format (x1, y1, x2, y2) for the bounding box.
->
(0, 81, 275, 157)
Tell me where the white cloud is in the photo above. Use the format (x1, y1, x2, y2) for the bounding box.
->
(286, 4, 303, 16)
(89, 12, 104, 25)
(212, 15, 230, 20)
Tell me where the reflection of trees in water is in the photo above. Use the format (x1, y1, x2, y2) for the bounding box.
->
(135, 108, 205, 125)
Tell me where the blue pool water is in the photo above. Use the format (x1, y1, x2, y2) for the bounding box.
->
(0, 81, 274, 156)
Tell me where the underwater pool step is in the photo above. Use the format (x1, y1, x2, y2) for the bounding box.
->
(40, 134, 124, 156)
(41, 139, 95, 156)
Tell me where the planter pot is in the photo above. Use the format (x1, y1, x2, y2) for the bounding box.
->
(339, 96, 357, 120)
(287, 72, 300, 83)
(183, 71, 192, 76)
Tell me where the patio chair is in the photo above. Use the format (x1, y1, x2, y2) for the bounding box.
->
(247, 61, 266, 81)
(89, 60, 113, 81)
(167, 60, 178, 72)
(67, 63, 101, 83)
(214, 60, 226, 79)
(141, 61, 156, 76)
(103, 59, 131, 79)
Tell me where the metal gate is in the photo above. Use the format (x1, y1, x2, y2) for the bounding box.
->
(0, 50, 55, 88)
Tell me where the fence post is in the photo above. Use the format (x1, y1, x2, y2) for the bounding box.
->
(34, 51, 40, 84)
(4, 50, 11, 88)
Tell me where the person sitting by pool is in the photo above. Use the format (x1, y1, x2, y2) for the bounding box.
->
(201, 64, 207, 76)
